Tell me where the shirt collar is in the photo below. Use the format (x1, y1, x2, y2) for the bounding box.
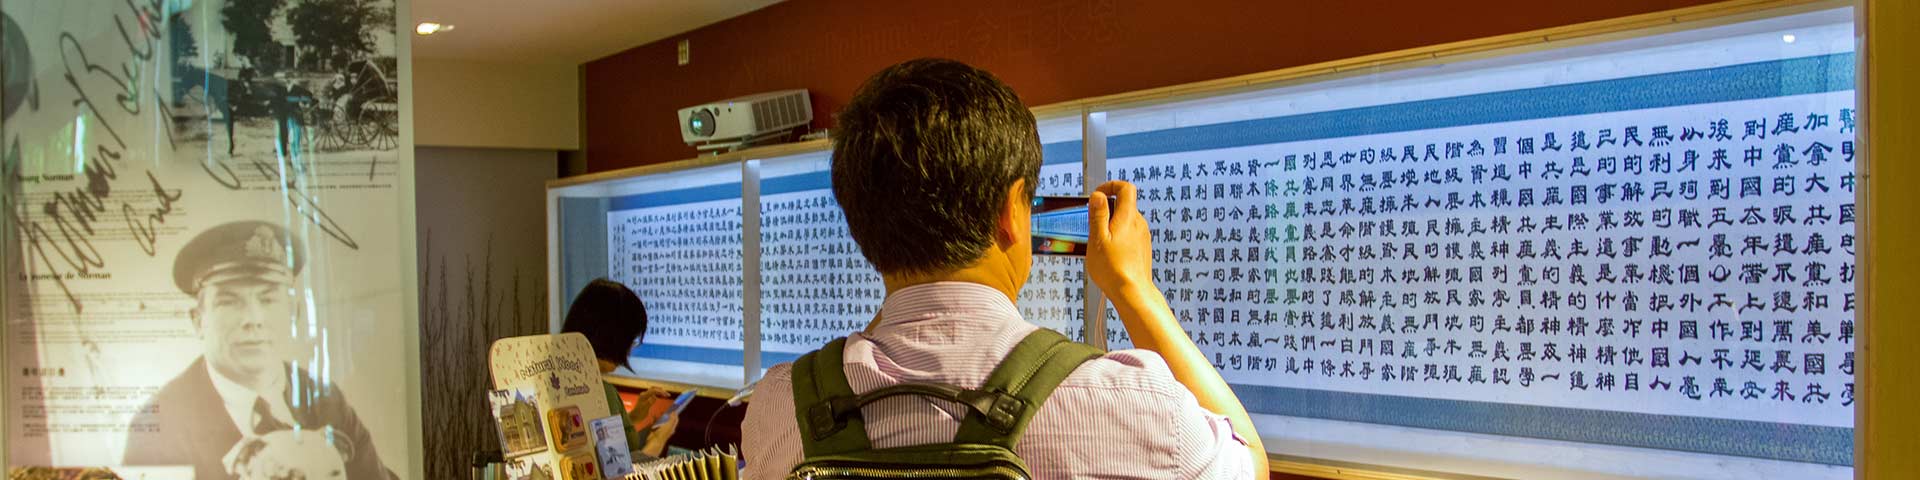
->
(872, 281, 1020, 332)
(206, 361, 292, 428)
(207, 362, 265, 403)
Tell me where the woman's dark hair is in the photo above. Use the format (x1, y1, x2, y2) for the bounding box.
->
(561, 278, 647, 367)
(831, 58, 1043, 275)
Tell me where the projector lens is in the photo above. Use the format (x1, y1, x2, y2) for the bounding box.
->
(688, 109, 716, 137)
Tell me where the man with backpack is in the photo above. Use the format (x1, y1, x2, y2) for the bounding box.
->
(741, 58, 1267, 479)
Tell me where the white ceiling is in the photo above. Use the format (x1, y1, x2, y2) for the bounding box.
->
(410, 0, 782, 64)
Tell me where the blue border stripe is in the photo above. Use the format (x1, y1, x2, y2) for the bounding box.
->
(760, 350, 805, 366)
(1236, 384, 1853, 465)
(1043, 140, 1084, 166)
(631, 345, 805, 367)
(764, 171, 833, 196)
(762, 140, 1081, 196)
(1110, 53, 1855, 159)
(609, 182, 742, 211)
(630, 344, 744, 366)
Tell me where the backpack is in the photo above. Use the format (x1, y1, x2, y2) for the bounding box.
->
(786, 329, 1103, 480)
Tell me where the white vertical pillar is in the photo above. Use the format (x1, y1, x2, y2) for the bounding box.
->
(393, 0, 425, 476)
(741, 159, 764, 384)
(1082, 111, 1110, 350)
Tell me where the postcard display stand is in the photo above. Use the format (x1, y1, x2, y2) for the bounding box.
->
(489, 334, 620, 480)
(548, 5, 1862, 479)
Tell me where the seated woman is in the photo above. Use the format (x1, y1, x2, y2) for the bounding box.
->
(562, 278, 681, 457)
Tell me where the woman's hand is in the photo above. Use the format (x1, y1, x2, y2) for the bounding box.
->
(641, 412, 681, 458)
(631, 386, 673, 424)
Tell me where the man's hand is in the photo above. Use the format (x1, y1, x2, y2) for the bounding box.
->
(1087, 181, 1153, 296)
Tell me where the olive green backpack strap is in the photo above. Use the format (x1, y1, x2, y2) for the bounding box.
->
(791, 337, 871, 457)
(951, 329, 1104, 449)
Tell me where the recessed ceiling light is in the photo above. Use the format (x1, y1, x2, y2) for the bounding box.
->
(416, 22, 453, 36)
(1782, 34, 1796, 43)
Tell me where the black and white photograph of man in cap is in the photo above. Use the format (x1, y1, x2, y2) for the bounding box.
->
(124, 221, 394, 480)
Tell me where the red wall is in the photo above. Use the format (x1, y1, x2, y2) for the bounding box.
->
(582, 0, 1721, 173)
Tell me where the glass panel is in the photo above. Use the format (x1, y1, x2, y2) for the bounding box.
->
(755, 114, 1087, 370)
(584, 163, 747, 389)
(3, 0, 412, 475)
(756, 150, 879, 369)
(1097, 8, 1856, 478)
(1019, 115, 1091, 339)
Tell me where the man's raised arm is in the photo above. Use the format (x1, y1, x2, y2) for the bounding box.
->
(1087, 180, 1270, 474)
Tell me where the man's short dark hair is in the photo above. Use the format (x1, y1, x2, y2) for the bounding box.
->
(831, 58, 1043, 275)
(562, 278, 647, 366)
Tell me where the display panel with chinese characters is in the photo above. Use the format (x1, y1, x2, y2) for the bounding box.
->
(1100, 9, 1857, 474)
(602, 164, 749, 386)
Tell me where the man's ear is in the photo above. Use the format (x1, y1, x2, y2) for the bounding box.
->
(996, 179, 1028, 248)
(189, 305, 204, 333)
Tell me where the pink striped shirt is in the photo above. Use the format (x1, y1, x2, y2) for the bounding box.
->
(742, 282, 1254, 479)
